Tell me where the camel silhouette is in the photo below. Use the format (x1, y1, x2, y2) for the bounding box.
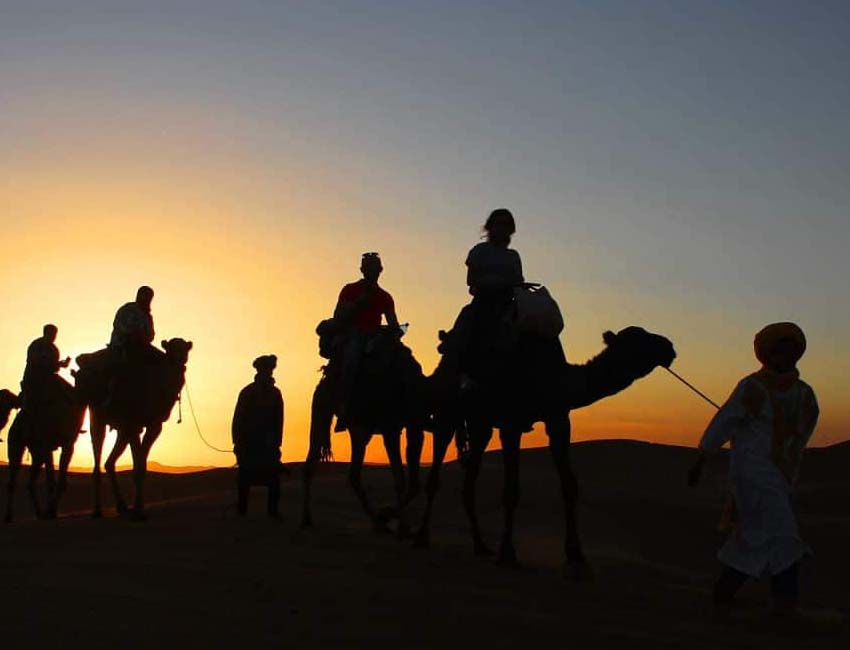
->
(301, 326, 424, 536)
(0, 389, 19, 433)
(75, 338, 192, 519)
(411, 325, 676, 577)
(4, 377, 86, 522)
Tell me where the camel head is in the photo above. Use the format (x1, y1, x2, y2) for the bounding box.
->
(162, 338, 193, 366)
(0, 389, 21, 431)
(598, 326, 676, 381)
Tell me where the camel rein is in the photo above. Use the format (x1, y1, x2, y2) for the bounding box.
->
(181, 379, 233, 454)
(665, 367, 721, 410)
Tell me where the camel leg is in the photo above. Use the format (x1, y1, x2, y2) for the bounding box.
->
(497, 428, 522, 567)
(90, 411, 106, 518)
(462, 421, 493, 556)
(56, 443, 74, 509)
(413, 425, 453, 549)
(382, 429, 411, 540)
(546, 416, 592, 580)
(104, 432, 131, 514)
(4, 438, 25, 523)
(140, 423, 162, 461)
(28, 456, 44, 519)
(129, 433, 147, 519)
(43, 453, 58, 519)
(301, 378, 334, 529)
(348, 427, 382, 531)
(404, 425, 424, 505)
(301, 447, 319, 528)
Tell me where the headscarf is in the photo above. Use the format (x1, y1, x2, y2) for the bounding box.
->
(754, 322, 806, 366)
(253, 355, 277, 373)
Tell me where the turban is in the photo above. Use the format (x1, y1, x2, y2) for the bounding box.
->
(754, 322, 806, 366)
(252, 355, 277, 372)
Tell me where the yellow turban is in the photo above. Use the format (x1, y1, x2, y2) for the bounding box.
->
(754, 322, 806, 366)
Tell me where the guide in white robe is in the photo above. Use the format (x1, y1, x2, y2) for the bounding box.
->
(699, 374, 819, 578)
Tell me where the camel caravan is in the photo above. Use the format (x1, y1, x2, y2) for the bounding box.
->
(0, 208, 827, 626)
(0, 210, 680, 585)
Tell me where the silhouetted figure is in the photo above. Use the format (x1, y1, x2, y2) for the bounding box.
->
(232, 355, 284, 518)
(103, 285, 158, 415)
(453, 209, 525, 377)
(0, 389, 20, 435)
(20, 324, 70, 410)
(111, 286, 155, 349)
(689, 322, 819, 626)
(333, 252, 401, 430)
(76, 337, 192, 519)
(412, 325, 675, 578)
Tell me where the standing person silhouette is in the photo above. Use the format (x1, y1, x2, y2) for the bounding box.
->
(689, 322, 819, 625)
(232, 355, 284, 518)
(333, 252, 400, 428)
(20, 324, 70, 410)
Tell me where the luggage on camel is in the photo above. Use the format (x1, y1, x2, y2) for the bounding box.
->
(513, 284, 564, 339)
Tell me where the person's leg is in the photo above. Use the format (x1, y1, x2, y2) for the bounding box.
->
(336, 331, 365, 425)
(237, 469, 249, 516)
(713, 565, 749, 619)
(770, 562, 800, 616)
(267, 475, 281, 518)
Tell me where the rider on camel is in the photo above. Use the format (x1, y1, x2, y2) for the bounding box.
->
(21, 323, 70, 410)
(333, 252, 400, 428)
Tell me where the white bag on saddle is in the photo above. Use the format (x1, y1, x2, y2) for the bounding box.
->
(513, 285, 564, 338)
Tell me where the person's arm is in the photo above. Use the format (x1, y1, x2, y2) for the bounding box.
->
(782, 385, 820, 483)
(689, 380, 750, 486)
(274, 392, 284, 448)
(231, 390, 248, 453)
(384, 295, 400, 331)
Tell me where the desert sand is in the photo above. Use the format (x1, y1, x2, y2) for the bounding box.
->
(0, 439, 847, 649)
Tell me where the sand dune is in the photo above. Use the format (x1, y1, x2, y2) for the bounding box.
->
(0, 440, 846, 649)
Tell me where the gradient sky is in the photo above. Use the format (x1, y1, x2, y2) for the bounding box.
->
(2, 1, 848, 468)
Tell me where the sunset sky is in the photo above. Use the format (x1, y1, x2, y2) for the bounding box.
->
(2, 1, 848, 468)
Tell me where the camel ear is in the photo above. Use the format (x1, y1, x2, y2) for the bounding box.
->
(438, 330, 447, 341)
(161, 339, 169, 349)
(186, 341, 193, 351)
(603, 331, 617, 346)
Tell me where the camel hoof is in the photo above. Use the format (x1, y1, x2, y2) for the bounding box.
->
(129, 508, 147, 522)
(563, 560, 594, 582)
(4, 513, 12, 525)
(116, 502, 129, 516)
(91, 509, 103, 519)
(300, 514, 313, 529)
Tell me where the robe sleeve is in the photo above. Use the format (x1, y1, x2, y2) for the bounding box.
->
(231, 388, 249, 451)
(274, 390, 284, 448)
(699, 379, 751, 453)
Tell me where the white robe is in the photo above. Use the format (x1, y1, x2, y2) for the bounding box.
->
(699, 376, 819, 577)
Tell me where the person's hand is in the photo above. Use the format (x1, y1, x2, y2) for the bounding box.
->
(60, 357, 71, 368)
(687, 454, 705, 488)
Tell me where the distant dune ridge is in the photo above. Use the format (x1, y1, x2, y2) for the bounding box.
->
(0, 439, 846, 647)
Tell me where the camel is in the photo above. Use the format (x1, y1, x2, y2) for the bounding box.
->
(0, 389, 19, 432)
(301, 327, 425, 536)
(412, 325, 676, 578)
(75, 338, 192, 519)
(3, 378, 86, 522)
